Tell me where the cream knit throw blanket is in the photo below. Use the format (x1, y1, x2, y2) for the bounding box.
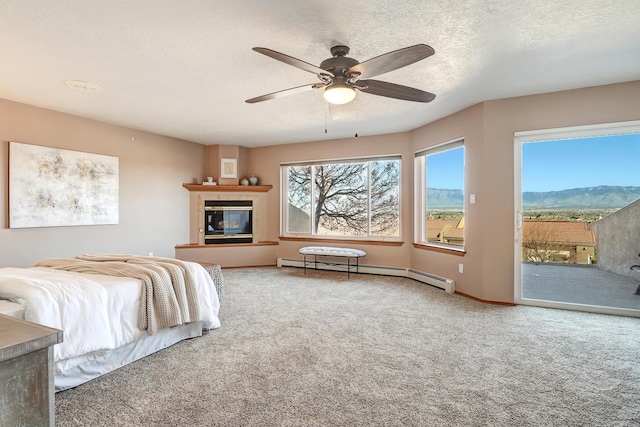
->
(34, 255, 202, 335)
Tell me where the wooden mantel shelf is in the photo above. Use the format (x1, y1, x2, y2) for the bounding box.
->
(182, 183, 273, 192)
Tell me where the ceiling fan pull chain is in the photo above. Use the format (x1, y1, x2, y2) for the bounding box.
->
(354, 101, 359, 138)
(324, 108, 328, 134)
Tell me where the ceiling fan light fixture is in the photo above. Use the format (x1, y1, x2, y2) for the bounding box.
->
(323, 84, 356, 105)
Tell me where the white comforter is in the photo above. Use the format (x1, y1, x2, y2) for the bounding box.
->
(0, 263, 220, 373)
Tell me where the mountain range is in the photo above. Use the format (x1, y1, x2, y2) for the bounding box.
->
(427, 186, 640, 209)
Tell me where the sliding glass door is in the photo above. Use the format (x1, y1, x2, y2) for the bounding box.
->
(514, 121, 640, 317)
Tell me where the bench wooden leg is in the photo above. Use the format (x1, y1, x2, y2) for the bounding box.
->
(299, 252, 363, 278)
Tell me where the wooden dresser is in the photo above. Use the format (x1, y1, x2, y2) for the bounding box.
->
(0, 314, 63, 427)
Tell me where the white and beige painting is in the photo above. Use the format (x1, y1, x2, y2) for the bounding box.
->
(9, 142, 119, 228)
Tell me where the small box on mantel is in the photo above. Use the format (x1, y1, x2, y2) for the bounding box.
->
(218, 178, 239, 185)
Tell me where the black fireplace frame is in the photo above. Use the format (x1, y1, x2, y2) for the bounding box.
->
(203, 200, 253, 244)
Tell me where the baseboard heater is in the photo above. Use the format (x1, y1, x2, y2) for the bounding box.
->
(277, 258, 455, 294)
(407, 269, 455, 294)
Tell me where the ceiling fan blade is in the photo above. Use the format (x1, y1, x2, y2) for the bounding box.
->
(356, 79, 436, 103)
(253, 47, 334, 78)
(349, 44, 435, 79)
(245, 83, 326, 103)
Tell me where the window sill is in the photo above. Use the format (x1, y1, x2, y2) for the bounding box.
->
(279, 236, 404, 247)
(412, 243, 466, 256)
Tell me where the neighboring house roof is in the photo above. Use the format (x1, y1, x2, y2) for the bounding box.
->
(426, 219, 596, 246)
(524, 220, 588, 231)
(426, 220, 459, 240)
(522, 220, 595, 246)
(441, 227, 464, 241)
(550, 230, 596, 246)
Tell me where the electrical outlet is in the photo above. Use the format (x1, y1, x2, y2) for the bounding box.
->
(459, 263, 464, 274)
(148, 251, 153, 257)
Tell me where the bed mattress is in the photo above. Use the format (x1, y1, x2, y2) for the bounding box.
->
(0, 260, 221, 390)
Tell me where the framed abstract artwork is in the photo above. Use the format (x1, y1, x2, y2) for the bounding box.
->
(9, 142, 119, 228)
(220, 157, 237, 179)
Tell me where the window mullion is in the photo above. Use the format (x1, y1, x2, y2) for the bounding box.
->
(367, 162, 372, 237)
(310, 166, 316, 235)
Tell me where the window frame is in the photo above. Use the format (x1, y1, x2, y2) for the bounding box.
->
(414, 138, 466, 252)
(280, 155, 402, 242)
(513, 120, 640, 316)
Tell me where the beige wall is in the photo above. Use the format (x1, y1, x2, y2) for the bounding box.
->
(410, 104, 485, 298)
(2, 80, 638, 301)
(205, 144, 250, 185)
(0, 98, 207, 267)
(248, 80, 640, 303)
(590, 199, 640, 279)
(410, 81, 640, 302)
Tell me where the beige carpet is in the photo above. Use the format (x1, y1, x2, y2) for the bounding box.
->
(55, 267, 639, 426)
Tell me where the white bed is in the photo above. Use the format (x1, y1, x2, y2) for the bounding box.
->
(0, 257, 221, 391)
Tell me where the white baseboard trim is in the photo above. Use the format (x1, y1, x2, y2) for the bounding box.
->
(277, 258, 455, 293)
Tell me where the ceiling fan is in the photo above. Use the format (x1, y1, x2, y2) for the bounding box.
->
(245, 44, 436, 105)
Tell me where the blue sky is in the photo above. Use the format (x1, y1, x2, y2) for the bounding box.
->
(425, 133, 640, 192)
(522, 133, 640, 192)
(426, 146, 464, 189)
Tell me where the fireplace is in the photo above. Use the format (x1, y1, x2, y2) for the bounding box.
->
(203, 200, 253, 244)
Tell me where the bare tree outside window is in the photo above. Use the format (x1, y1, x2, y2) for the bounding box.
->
(314, 163, 367, 235)
(284, 158, 400, 238)
(522, 222, 571, 263)
(370, 160, 400, 235)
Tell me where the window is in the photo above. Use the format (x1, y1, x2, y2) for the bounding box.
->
(415, 139, 465, 249)
(282, 157, 401, 240)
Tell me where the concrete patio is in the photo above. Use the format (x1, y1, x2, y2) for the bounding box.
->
(522, 263, 640, 311)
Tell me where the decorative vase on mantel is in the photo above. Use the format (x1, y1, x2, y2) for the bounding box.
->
(240, 178, 249, 186)
(248, 175, 259, 186)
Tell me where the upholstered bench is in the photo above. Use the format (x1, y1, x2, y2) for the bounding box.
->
(299, 246, 366, 278)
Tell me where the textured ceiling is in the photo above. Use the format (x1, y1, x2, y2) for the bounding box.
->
(0, 1, 639, 147)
